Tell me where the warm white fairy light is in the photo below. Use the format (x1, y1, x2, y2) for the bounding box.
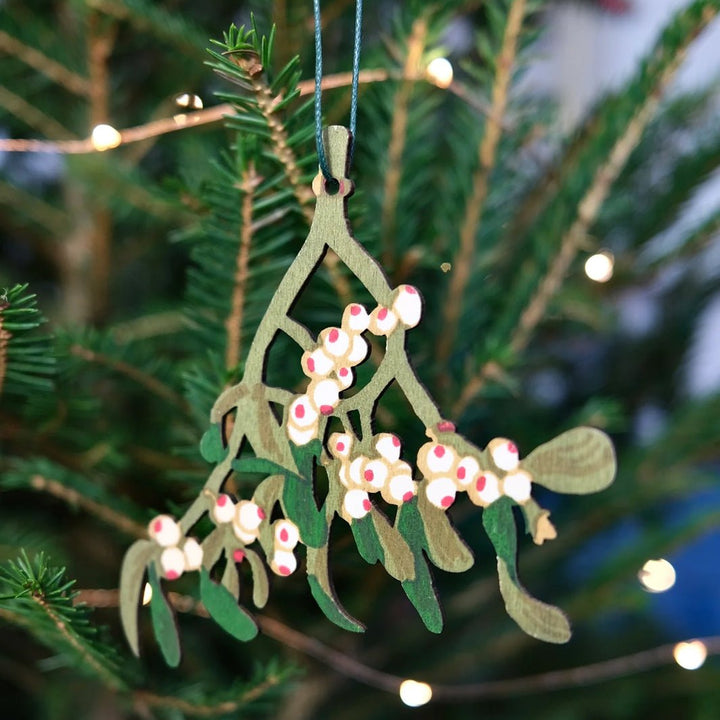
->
(673, 640, 707, 670)
(142, 582, 153, 605)
(175, 92, 203, 109)
(584, 250, 615, 282)
(426, 57, 454, 89)
(638, 558, 676, 593)
(90, 123, 122, 151)
(399, 679, 432, 707)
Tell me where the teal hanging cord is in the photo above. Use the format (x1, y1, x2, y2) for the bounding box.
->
(314, 0, 363, 181)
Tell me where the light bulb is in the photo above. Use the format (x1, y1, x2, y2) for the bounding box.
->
(399, 679, 432, 707)
(638, 558, 676, 593)
(584, 251, 614, 282)
(673, 640, 707, 670)
(90, 123, 122, 151)
(426, 57, 453, 89)
(142, 582, 153, 605)
(175, 92, 203, 109)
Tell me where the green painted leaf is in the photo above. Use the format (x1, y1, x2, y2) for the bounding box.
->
(118, 540, 155, 657)
(283, 475, 327, 547)
(523, 427, 616, 494)
(147, 564, 181, 667)
(483, 499, 571, 643)
(232, 457, 292, 477)
(200, 568, 258, 642)
(244, 548, 270, 608)
(401, 560, 443, 633)
(290, 439, 322, 480)
(351, 513, 383, 565)
(307, 546, 364, 632)
(200, 423, 225, 463)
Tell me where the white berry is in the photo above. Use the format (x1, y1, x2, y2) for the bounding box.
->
(160, 547, 185, 580)
(343, 303, 370, 333)
(375, 433, 402, 462)
(288, 395, 318, 428)
(329, 432, 353, 459)
(503, 470, 532, 503)
(287, 421, 318, 446)
(455, 456, 481, 488)
(274, 519, 300, 550)
(148, 515, 181, 547)
(303, 347, 334, 377)
(362, 459, 389, 490)
(182, 538, 204, 571)
(343, 489, 372, 519)
(468, 471, 501, 507)
(212, 494, 235, 524)
(321, 327, 351, 357)
(346, 335, 369, 365)
(368, 306, 398, 336)
(425, 477, 457, 509)
(271, 550, 298, 576)
(309, 378, 341, 415)
(489, 438, 520, 471)
(392, 285, 422, 328)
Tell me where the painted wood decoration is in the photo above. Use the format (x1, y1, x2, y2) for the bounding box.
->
(119, 126, 616, 663)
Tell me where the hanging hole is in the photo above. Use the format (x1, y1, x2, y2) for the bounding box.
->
(324, 177, 340, 195)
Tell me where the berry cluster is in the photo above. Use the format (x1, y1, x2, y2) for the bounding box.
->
(269, 519, 300, 576)
(286, 286, 423, 446)
(328, 431, 418, 522)
(148, 515, 203, 580)
(212, 493, 266, 544)
(417, 437, 533, 510)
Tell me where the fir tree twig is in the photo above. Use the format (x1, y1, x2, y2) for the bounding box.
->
(380, 16, 428, 268)
(225, 163, 260, 373)
(69, 343, 189, 411)
(0, 29, 90, 96)
(28, 475, 147, 539)
(0, 85, 76, 139)
(437, 0, 527, 373)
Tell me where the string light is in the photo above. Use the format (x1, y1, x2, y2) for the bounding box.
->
(90, 123, 122, 151)
(399, 679, 433, 706)
(638, 558, 676, 593)
(584, 250, 614, 282)
(426, 57, 454, 88)
(175, 92, 203, 109)
(142, 582, 153, 605)
(673, 640, 707, 670)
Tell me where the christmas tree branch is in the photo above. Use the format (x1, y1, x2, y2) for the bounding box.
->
(225, 163, 260, 373)
(134, 675, 285, 717)
(0, 29, 90, 96)
(380, 16, 428, 268)
(0, 179, 70, 234)
(454, 2, 716, 415)
(69, 343, 189, 411)
(437, 0, 527, 372)
(0, 85, 76, 139)
(73, 588, 720, 699)
(27, 475, 146, 539)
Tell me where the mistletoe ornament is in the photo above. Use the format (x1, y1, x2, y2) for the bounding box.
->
(120, 126, 616, 662)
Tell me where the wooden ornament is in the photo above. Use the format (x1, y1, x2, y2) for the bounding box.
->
(119, 126, 616, 660)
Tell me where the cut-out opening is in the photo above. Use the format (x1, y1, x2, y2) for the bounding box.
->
(269, 401, 284, 425)
(324, 177, 340, 195)
(263, 330, 305, 391)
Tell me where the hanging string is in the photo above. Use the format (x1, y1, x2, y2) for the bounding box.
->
(314, 0, 363, 181)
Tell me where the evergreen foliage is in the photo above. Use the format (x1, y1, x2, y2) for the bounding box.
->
(1, 1, 719, 718)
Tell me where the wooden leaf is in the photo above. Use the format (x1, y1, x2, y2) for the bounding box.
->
(401, 560, 443, 634)
(199, 423, 225, 463)
(523, 427, 616, 494)
(496, 558, 571, 644)
(416, 491, 474, 572)
(244, 548, 270, 608)
(199, 568, 258, 642)
(351, 508, 415, 582)
(147, 564, 181, 667)
(118, 540, 155, 657)
(483, 499, 571, 643)
(306, 546, 365, 632)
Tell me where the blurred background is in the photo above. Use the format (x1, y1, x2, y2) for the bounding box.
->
(1, 0, 719, 718)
